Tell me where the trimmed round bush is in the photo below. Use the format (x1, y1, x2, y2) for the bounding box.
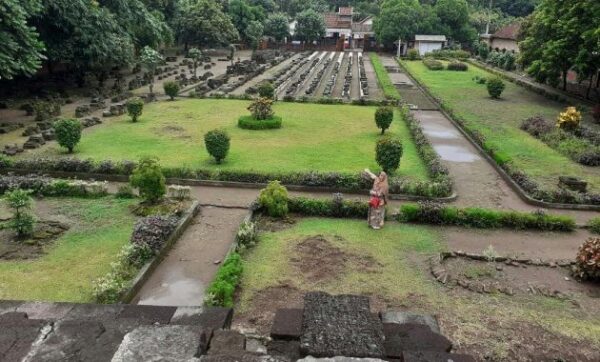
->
(447, 62, 468, 71)
(374, 106, 394, 134)
(129, 157, 166, 203)
(486, 77, 505, 99)
(257, 82, 275, 99)
(53, 118, 82, 153)
(376, 137, 403, 173)
(163, 81, 180, 100)
(126, 97, 144, 122)
(423, 59, 444, 70)
(238, 115, 282, 130)
(259, 180, 288, 217)
(204, 129, 230, 164)
(407, 49, 420, 60)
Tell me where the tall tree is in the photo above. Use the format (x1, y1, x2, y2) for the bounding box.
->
(175, 0, 239, 48)
(435, 0, 477, 44)
(246, 21, 265, 50)
(0, 0, 45, 80)
(139, 46, 163, 94)
(264, 13, 290, 42)
(374, 0, 440, 47)
(295, 9, 325, 43)
(228, 0, 265, 45)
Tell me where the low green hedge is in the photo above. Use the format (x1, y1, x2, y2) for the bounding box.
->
(287, 196, 369, 218)
(396, 202, 576, 231)
(204, 252, 243, 307)
(588, 217, 600, 234)
(238, 115, 282, 130)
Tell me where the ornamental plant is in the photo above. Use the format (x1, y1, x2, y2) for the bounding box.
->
(248, 97, 274, 120)
(376, 137, 403, 173)
(126, 97, 144, 122)
(407, 49, 419, 60)
(572, 237, 600, 281)
(5, 188, 35, 237)
(129, 157, 166, 203)
(53, 118, 82, 153)
(259, 180, 289, 217)
(375, 106, 394, 135)
(486, 77, 505, 99)
(556, 106, 581, 131)
(204, 129, 230, 164)
(257, 82, 275, 99)
(163, 81, 180, 100)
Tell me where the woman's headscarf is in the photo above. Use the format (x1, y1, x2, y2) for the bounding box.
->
(373, 172, 389, 199)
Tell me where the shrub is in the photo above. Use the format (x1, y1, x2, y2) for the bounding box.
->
(235, 220, 257, 248)
(407, 49, 420, 60)
(430, 49, 469, 60)
(572, 237, 600, 281)
(447, 62, 468, 71)
(129, 157, 166, 203)
(130, 215, 179, 252)
(257, 82, 275, 99)
(520, 115, 553, 137)
(477, 41, 489, 59)
(53, 118, 82, 153)
(259, 180, 288, 217)
(5, 189, 35, 237)
(33, 100, 60, 121)
(423, 59, 444, 70)
(375, 106, 394, 135)
(163, 81, 180, 100)
(486, 77, 505, 98)
(556, 106, 581, 131)
(248, 97, 274, 120)
(472, 75, 486, 84)
(287, 196, 369, 218)
(588, 217, 600, 234)
(126, 97, 144, 122)
(501, 52, 516, 71)
(205, 252, 243, 307)
(238, 115, 282, 130)
(592, 104, 600, 123)
(116, 184, 136, 199)
(376, 137, 403, 173)
(204, 129, 230, 164)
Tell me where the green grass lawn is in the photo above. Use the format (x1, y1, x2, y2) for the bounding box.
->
(237, 218, 600, 359)
(23, 99, 429, 181)
(402, 60, 600, 193)
(0, 197, 137, 302)
(369, 53, 401, 100)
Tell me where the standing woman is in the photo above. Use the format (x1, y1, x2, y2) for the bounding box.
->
(364, 169, 389, 229)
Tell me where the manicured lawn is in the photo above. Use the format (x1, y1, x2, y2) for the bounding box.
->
(402, 60, 600, 193)
(23, 99, 429, 181)
(0, 197, 137, 302)
(369, 53, 401, 100)
(237, 218, 600, 358)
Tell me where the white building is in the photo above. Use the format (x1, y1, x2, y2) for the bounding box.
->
(413, 35, 447, 55)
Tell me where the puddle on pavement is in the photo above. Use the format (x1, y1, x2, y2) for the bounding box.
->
(433, 145, 480, 163)
(136, 266, 205, 306)
(421, 124, 461, 139)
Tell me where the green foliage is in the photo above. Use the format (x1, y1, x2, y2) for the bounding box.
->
(375, 107, 394, 134)
(588, 217, 600, 235)
(257, 82, 275, 99)
(477, 41, 489, 59)
(176, 0, 239, 47)
(368, 53, 401, 100)
(126, 97, 144, 122)
(5, 189, 35, 236)
(447, 62, 468, 71)
(423, 59, 444, 70)
(235, 220, 257, 249)
(258, 181, 288, 217)
(295, 8, 325, 42)
(246, 20, 264, 50)
(376, 137, 403, 173)
(116, 185, 136, 199)
(204, 129, 230, 164)
(486, 77, 505, 98)
(205, 252, 243, 307)
(33, 100, 60, 121)
(248, 97, 274, 120)
(238, 115, 282, 130)
(163, 81, 180, 100)
(188, 47, 203, 77)
(53, 118, 82, 153)
(287, 196, 369, 218)
(139, 46, 163, 93)
(429, 49, 470, 61)
(264, 13, 289, 42)
(129, 157, 166, 203)
(407, 49, 420, 60)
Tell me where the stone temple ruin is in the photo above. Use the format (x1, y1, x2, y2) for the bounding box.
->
(0, 292, 474, 361)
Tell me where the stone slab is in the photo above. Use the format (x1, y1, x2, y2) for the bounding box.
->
(208, 330, 246, 355)
(270, 308, 303, 340)
(383, 323, 452, 358)
(0, 312, 48, 362)
(194, 307, 233, 330)
(17, 301, 74, 320)
(300, 292, 385, 358)
(297, 357, 387, 362)
(111, 325, 208, 362)
(170, 306, 205, 325)
(379, 311, 440, 333)
(0, 300, 23, 315)
(402, 351, 476, 362)
(118, 305, 177, 324)
(267, 340, 301, 362)
(63, 304, 124, 321)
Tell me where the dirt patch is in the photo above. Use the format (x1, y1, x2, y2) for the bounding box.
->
(154, 124, 191, 139)
(290, 235, 381, 282)
(0, 220, 69, 260)
(130, 198, 192, 217)
(256, 216, 296, 232)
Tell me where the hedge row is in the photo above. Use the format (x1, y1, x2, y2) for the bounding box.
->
(204, 252, 243, 307)
(0, 174, 109, 198)
(1, 157, 452, 198)
(368, 52, 402, 101)
(238, 115, 282, 130)
(193, 91, 396, 107)
(287, 196, 369, 218)
(397, 202, 576, 231)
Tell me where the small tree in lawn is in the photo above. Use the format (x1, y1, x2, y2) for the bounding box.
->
(258, 181, 288, 217)
(163, 81, 180, 100)
(127, 97, 144, 122)
(139, 46, 164, 94)
(130, 157, 166, 203)
(204, 129, 230, 164)
(375, 107, 394, 134)
(486, 77, 505, 99)
(376, 137, 403, 174)
(53, 118, 82, 153)
(257, 82, 275, 99)
(5, 189, 35, 237)
(188, 47, 203, 78)
(248, 97, 274, 120)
